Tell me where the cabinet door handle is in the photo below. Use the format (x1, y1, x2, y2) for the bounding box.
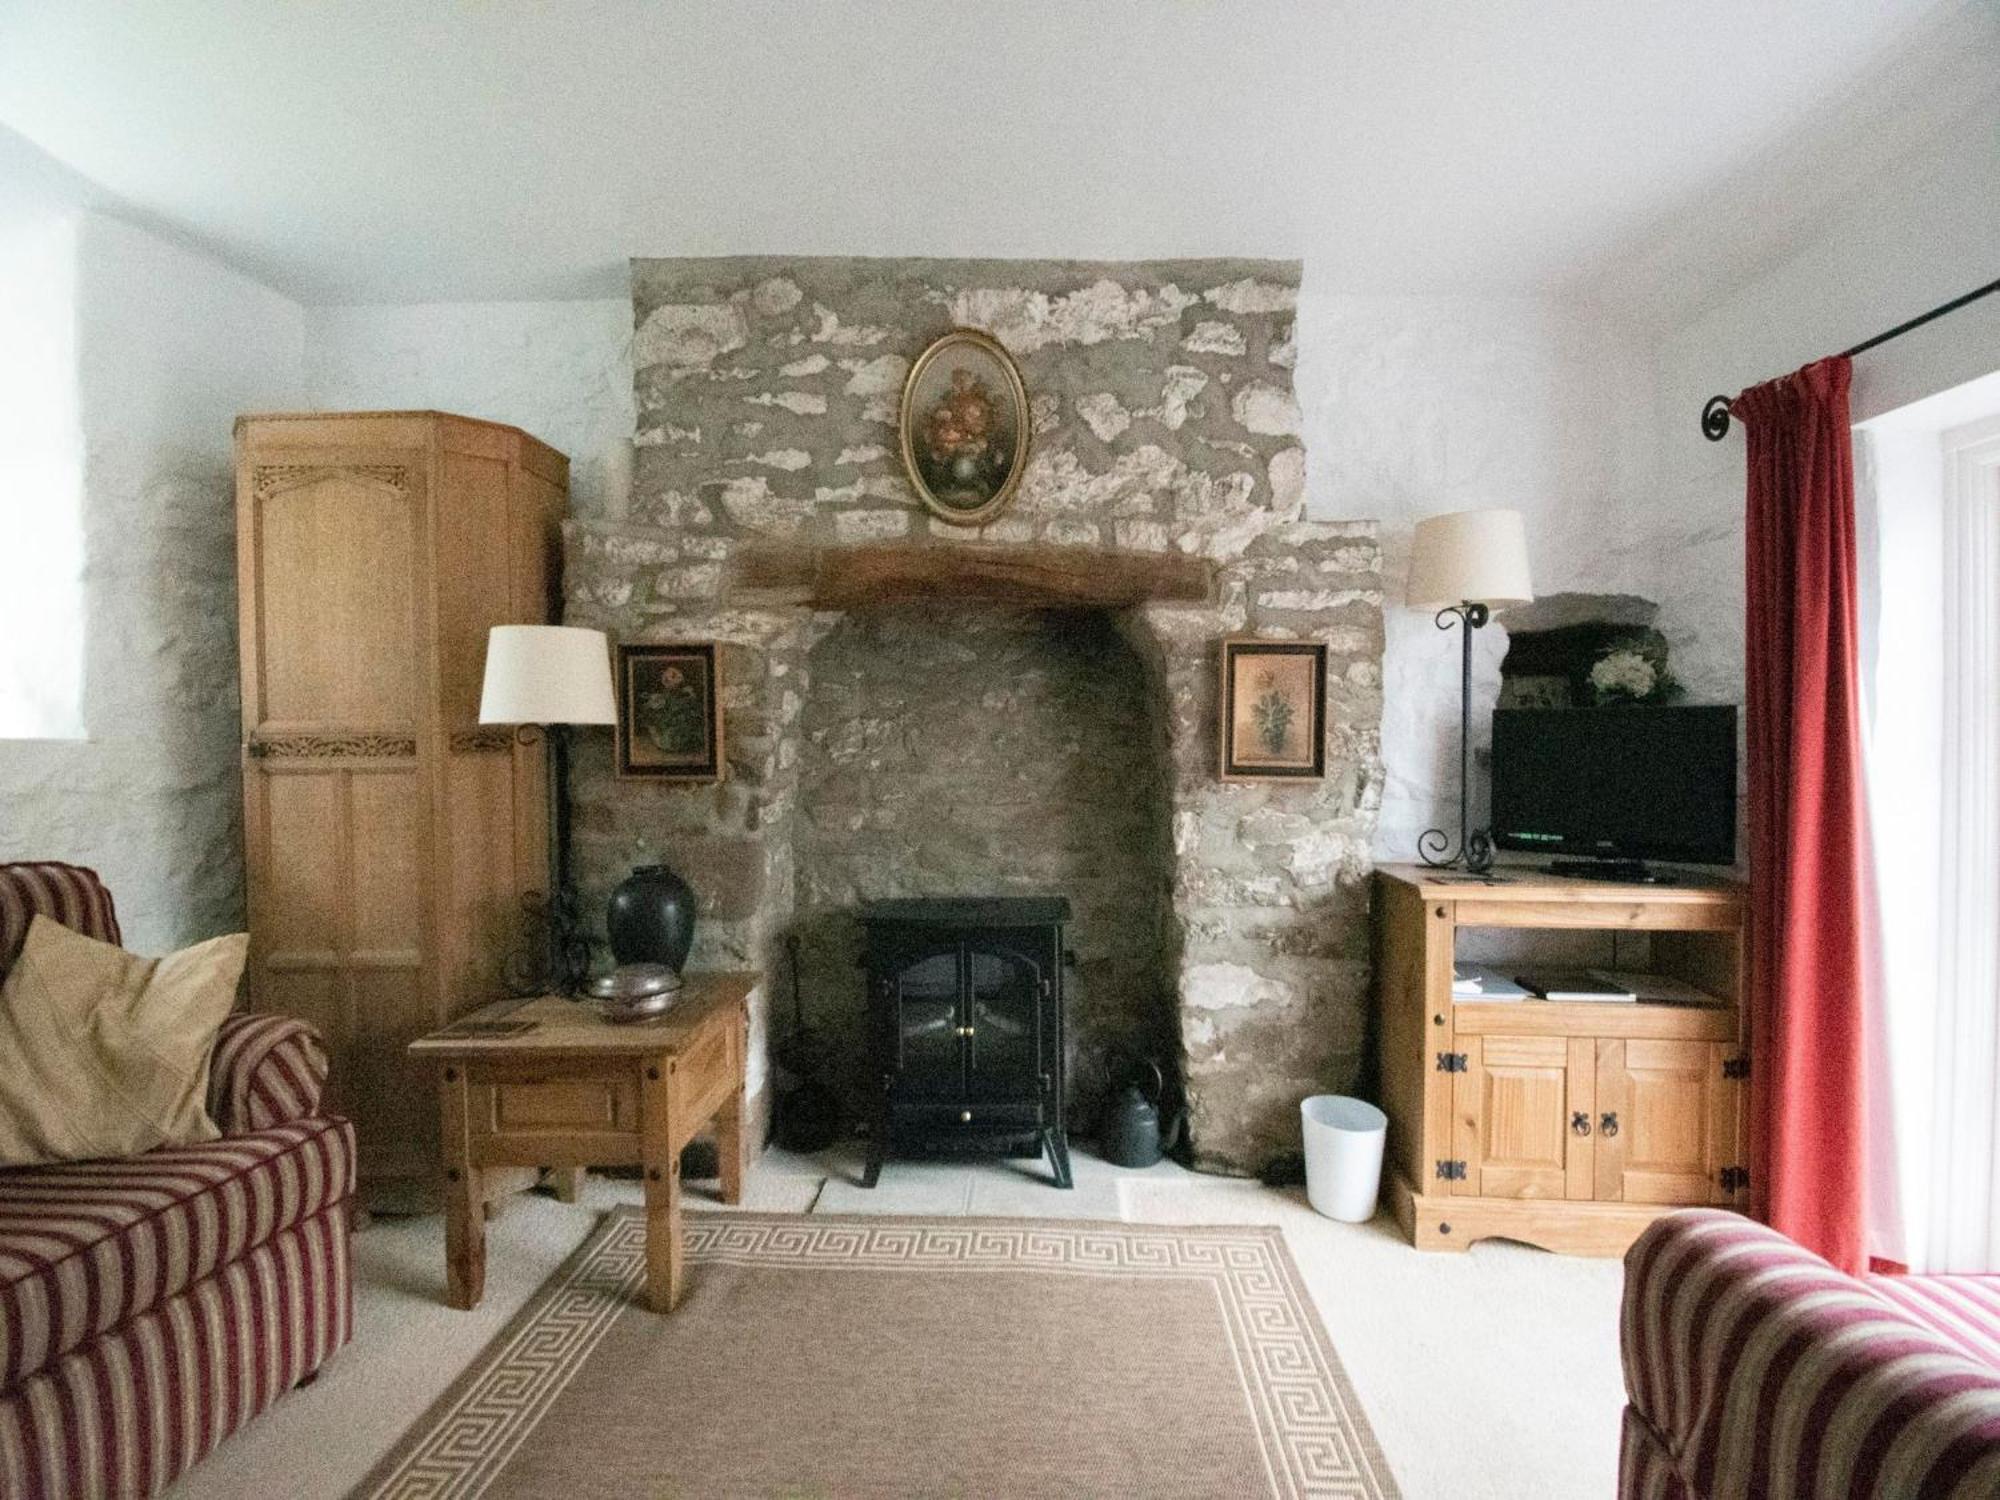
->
(955, 1025, 975, 1037)
(1599, 1112, 1620, 1138)
(958, 1110, 972, 1123)
(1570, 1111, 1591, 1136)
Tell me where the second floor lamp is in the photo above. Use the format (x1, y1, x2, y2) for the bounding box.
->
(1406, 508, 1534, 872)
(479, 624, 617, 994)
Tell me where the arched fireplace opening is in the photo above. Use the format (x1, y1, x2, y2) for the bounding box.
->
(791, 604, 1178, 1133)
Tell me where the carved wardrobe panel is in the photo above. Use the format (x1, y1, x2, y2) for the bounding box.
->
(236, 412, 567, 1204)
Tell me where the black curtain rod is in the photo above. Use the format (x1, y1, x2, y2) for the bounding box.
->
(1700, 274, 2000, 440)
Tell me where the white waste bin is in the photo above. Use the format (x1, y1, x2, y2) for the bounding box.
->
(1300, 1095, 1387, 1223)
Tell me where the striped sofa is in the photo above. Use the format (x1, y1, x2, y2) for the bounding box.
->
(1621, 1209, 2000, 1499)
(0, 863, 356, 1499)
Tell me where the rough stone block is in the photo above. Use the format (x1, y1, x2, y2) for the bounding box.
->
(1231, 382, 1302, 437)
(832, 509, 912, 543)
(633, 302, 749, 370)
(1183, 320, 1248, 357)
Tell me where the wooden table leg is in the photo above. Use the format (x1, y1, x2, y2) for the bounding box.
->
(717, 1075, 747, 1207)
(545, 1166, 586, 1203)
(440, 1066, 485, 1310)
(639, 1057, 684, 1313)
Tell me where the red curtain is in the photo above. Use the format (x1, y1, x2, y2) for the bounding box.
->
(1737, 354, 1869, 1273)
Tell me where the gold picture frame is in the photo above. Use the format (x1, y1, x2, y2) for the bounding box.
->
(897, 327, 1031, 527)
(615, 641, 723, 782)
(1219, 638, 1327, 781)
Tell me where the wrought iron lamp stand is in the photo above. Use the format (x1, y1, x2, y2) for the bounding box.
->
(1419, 602, 1495, 873)
(504, 723, 592, 997)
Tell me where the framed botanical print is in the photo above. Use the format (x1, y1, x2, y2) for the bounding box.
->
(1219, 638, 1326, 781)
(897, 327, 1030, 527)
(616, 642, 723, 781)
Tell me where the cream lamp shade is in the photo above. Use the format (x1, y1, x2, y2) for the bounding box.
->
(1405, 508, 1535, 608)
(478, 625, 617, 726)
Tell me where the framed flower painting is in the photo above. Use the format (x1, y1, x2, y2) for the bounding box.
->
(1219, 638, 1327, 781)
(616, 641, 723, 781)
(897, 327, 1030, 526)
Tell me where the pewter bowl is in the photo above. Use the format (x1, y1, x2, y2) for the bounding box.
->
(585, 963, 684, 1023)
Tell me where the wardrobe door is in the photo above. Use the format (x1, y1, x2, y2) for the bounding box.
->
(238, 447, 433, 1183)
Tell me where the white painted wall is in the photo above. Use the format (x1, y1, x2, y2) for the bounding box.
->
(0, 201, 303, 951)
(302, 301, 634, 516)
(0, 272, 625, 954)
(1621, 116, 2000, 704)
(1295, 292, 1656, 859)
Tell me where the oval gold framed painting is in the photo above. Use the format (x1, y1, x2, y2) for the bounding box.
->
(898, 328, 1030, 527)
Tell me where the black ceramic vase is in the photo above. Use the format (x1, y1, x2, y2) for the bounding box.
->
(606, 864, 697, 972)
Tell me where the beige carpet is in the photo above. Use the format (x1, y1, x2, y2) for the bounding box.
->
(356, 1209, 1398, 1499)
(164, 1151, 1627, 1499)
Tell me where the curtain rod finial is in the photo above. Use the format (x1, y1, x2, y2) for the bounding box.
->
(1701, 395, 1734, 442)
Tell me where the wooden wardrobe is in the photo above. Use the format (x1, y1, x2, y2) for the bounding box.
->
(235, 412, 567, 1206)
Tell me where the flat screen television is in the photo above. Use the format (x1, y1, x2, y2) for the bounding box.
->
(1490, 704, 1738, 870)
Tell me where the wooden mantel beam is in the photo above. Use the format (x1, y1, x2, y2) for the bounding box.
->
(731, 541, 1214, 611)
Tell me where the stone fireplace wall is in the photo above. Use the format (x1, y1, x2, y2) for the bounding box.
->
(563, 256, 1384, 1173)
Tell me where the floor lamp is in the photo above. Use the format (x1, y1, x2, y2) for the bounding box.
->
(1406, 509, 1534, 872)
(479, 625, 618, 995)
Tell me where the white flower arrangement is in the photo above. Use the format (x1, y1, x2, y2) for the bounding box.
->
(1589, 649, 1657, 702)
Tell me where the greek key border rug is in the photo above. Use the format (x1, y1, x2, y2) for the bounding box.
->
(356, 1210, 1397, 1499)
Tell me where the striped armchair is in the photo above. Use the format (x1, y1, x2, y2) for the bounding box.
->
(1621, 1209, 2000, 1499)
(0, 862, 356, 1500)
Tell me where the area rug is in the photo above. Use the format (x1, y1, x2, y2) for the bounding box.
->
(356, 1210, 1398, 1499)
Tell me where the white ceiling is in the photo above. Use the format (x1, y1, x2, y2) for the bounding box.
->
(0, 0, 1992, 313)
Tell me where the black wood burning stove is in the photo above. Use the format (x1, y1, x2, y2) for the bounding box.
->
(858, 896, 1072, 1189)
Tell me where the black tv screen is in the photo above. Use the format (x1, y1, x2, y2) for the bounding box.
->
(1490, 705, 1738, 866)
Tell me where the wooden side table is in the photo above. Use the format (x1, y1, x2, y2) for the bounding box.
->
(408, 973, 752, 1313)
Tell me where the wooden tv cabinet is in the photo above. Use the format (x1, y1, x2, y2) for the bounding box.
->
(1373, 864, 1749, 1256)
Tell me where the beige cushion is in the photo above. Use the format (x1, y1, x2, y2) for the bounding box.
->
(0, 915, 247, 1166)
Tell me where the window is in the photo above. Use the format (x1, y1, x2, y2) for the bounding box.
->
(0, 207, 84, 739)
(1860, 377, 2000, 1273)
(1929, 411, 2000, 1271)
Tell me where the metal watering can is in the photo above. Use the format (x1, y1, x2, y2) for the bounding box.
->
(1099, 1055, 1185, 1169)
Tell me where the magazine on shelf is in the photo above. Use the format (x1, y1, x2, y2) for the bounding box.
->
(1513, 969, 1638, 1002)
(1451, 963, 1531, 1001)
(1588, 969, 1727, 1007)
